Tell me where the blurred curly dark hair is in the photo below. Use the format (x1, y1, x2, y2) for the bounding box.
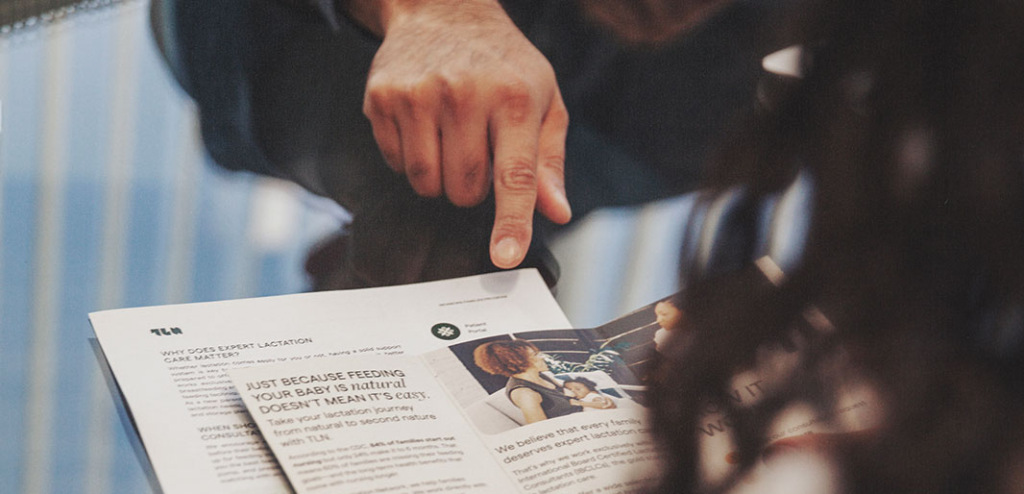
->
(650, 0, 1024, 492)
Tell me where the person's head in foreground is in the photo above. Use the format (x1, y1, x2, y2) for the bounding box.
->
(649, 0, 1024, 492)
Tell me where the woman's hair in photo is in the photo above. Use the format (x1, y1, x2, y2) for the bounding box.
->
(473, 339, 541, 377)
(563, 377, 599, 392)
(651, 0, 1024, 492)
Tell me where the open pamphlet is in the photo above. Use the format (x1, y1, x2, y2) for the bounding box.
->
(90, 270, 570, 493)
(91, 267, 880, 493)
(224, 311, 670, 494)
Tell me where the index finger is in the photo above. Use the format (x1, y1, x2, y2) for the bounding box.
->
(488, 106, 542, 269)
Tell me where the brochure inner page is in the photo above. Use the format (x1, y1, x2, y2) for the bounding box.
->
(228, 355, 513, 493)
(422, 327, 662, 494)
(89, 269, 569, 494)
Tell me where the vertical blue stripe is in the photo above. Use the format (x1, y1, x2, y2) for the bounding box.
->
(121, 31, 182, 309)
(49, 17, 115, 494)
(0, 36, 44, 494)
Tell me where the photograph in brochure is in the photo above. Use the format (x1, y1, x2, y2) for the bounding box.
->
(416, 300, 679, 493)
(424, 333, 662, 493)
(437, 330, 645, 434)
(225, 296, 681, 494)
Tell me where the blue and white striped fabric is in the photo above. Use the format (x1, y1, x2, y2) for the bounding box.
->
(0, 4, 343, 492)
(0, 3, 690, 492)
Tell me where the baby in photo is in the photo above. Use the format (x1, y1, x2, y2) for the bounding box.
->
(563, 377, 617, 411)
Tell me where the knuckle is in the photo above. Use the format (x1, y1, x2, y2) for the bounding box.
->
(495, 81, 534, 124)
(547, 102, 569, 128)
(462, 162, 487, 188)
(382, 155, 401, 171)
(498, 158, 538, 192)
(379, 145, 401, 166)
(408, 79, 437, 104)
(363, 86, 394, 117)
(369, 117, 394, 138)
(492, 213, 532, 238)
(448, 164, 489, 207)
(540, 154, 565, 174)
(408, 167, 441, 197)
(437, 78, 473, 114)
(406, 161, 435, 181)
(436, 78, 456, 109)
(404, 84, 436, 116)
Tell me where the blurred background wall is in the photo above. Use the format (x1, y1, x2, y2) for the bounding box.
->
(0, 1, 687, 492)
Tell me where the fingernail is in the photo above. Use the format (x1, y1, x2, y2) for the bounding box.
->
(495, 237, 522, 267)
(549, 181, 572, 221)
(559, 190, 572, 218)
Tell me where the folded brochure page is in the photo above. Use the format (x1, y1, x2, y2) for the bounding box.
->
(227, 326, 662, 494)
(89, 269, 571, 494)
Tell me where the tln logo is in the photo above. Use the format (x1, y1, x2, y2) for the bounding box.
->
(430, 323, 460, 341)
(151, 327, 183, 336)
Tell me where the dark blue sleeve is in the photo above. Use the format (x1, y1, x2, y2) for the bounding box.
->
(149, 0, 384, 196)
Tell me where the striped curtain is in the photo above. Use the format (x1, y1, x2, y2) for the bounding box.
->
(0, 3, 342, 492)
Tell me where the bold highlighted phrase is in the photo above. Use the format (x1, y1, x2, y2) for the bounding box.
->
(241, 369, 431, 415)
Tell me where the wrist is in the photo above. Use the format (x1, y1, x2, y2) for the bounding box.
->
(341, 0, 504, 37)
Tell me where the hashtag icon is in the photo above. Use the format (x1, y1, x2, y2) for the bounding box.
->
(430, 323, 461, 341)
